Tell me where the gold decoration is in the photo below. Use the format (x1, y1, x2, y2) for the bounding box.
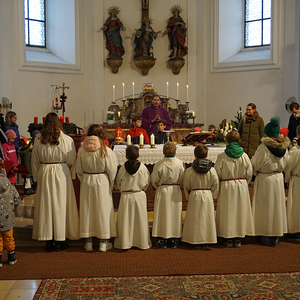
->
(171, 4, 182, 14)
(108, 5, 120, 15)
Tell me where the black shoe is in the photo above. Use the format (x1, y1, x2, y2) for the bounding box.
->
(24, 188, 35, 196)
(8, 252, 17, 265)
(55, 241, 69, 252)
(45, 240, 54, 252)
(170, 239, 179, 249)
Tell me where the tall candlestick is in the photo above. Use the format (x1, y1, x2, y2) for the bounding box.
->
(132, 82, 135, 99)
(167, 82, 169, 98)
(122, 83, 125, 99)
(177, 83, 179, 100)
(150, 134, 155, 145)
(186, 85, 189, 102)
(139, 133, 144, 145)
(113, 85, 115, 102)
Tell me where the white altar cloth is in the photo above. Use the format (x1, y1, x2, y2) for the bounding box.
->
(113, 144, 225, 165)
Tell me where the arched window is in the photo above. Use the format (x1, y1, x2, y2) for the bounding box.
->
(245, 0, 271, 48)
(24, 0, 46, 48)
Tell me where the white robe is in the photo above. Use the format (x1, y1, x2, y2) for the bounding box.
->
(182, 166, 219, 244)
(151, 157, 185, 239)
(31, 132, 79, 241)
(215, 152, 254, 238)
(285, 145, 300, 234)
(76, 146, 117, 239)
(114, 163, 152, 249)
(252, 141, 289, 236)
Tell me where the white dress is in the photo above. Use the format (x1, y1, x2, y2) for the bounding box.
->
(215, 152, 254, 238)
(251, 137, 290, 236)
(76, 137, 117, 239)
(31, 132, 79, 241)
(182, 166, 219, 244)
(151, 157, 185, 239)
(284, 145, 300, 234)
(114, 162, 152, 249)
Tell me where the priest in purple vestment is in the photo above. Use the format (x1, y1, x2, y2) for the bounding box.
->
(141, 95, 172, 138)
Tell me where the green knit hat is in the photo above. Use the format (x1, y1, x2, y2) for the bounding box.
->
(264, 116, 280, 137)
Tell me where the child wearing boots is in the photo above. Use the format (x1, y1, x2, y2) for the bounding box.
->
(0, 169, 21, 266)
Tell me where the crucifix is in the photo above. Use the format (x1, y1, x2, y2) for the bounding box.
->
(57, 82, 69, 117)
(142, 0, 149, 20)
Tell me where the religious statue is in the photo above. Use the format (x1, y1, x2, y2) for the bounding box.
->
(142, 0, 149, 10)
(162, 5, 188, 58)
(101, 6, 125, 58)
(134, 17, 161, 58)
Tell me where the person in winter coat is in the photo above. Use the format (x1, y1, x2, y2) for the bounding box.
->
(182, 144, 219, 249)
(252, 116, 290, 246)
(76, 124, 117, 252)
(4, 111, 22, 153)
(238, 103, 265, 158)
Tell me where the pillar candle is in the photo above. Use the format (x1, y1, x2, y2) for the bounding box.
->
(43, 117, 46, 124)
(122, 83, 125, 99)
(55, 98, 58, 105)
(127, 134, 131, 145)
(177, 83, 179, 99)
(60, 116, 64, 125)
(139, 133, 144, 145)
(65, 117, 70, 123)
(166, 82, 169, 98)
(150, 134, 155, 145)
(34, 117, 38, 124)
(132, 82, 134, 99)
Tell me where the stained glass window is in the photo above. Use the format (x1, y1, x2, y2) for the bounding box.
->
(245, 0, 271, 48)
(24, 0, 46, 47)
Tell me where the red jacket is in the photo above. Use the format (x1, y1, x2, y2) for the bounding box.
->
(3, 141, 19, 175)
(127, 127, 150, 144)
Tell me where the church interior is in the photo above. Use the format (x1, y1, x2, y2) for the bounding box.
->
(0, 0, 300, 299)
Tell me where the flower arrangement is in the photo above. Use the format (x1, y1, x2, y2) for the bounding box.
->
(107, 111, 115, 121)
(186, 110, 194, 119)
(209, 119, 233, 144)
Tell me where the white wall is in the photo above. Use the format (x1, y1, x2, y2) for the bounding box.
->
(0, 0, 298, 137)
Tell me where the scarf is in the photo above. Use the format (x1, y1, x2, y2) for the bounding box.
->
(225, 142, 244, 158)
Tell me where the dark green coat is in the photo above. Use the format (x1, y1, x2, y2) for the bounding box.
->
(238, 114, 265, 158)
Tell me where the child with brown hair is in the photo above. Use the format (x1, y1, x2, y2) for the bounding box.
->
(114, 145, 152, 250)
(182, 144, 219, 249)
(151, 142, 185, 248)
(215, 131, 254, 247)
(76, 124, 117, 252)
(155, 119, 172, 144)
(127, 116, 150, 144)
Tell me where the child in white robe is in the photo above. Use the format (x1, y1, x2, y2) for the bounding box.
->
(114, 145, 152, 250)
(151, 142, 185, 249)
(215, 131, 254, 247)
(285, 140, 300, 242)
(182, 144, 219, 249)
(252, 116, 290, 246)
(76, 124, 117, 252)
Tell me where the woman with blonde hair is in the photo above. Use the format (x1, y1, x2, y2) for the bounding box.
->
(76, 124, 117, 252)
(31, 112, 79, 252)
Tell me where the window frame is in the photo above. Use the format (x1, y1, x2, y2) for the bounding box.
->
(244, 0, 271, 49)
(24, 0, 47, 48)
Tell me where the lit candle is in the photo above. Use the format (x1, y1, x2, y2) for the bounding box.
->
(127, 134, 131, 145)
(139, 133, 144, 145)
(132, 82, 135, 99)
(117, 111, 121, 118)
(166, 82, 169, 98)
(34, 117, 38, 124)
(60, 116, 64, 125)
(177, 83, 179, 100)
(55, 98, 58, 105)
(150, 134, 155, 145)
(122, 83, 125, 99)
(186, 85, 189, 102)
(113, 85, 115, 102)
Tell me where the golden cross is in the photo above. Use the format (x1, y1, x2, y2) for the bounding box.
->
(57, 82, 69, 94)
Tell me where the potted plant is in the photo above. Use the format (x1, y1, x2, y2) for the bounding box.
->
(107, 111, 115, 124)
(186, 110, 194, 124)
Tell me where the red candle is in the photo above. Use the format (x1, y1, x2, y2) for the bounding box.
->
(65, 117, 70, 123)
(60, 116, 64, 125)
(43, 117, 46, 124)
(55, 98, 58, 105)
(34, 117, 38, 124)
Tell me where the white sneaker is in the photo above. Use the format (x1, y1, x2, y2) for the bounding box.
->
(84, 238, 93, 252)
(99, 240, 113, 252)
